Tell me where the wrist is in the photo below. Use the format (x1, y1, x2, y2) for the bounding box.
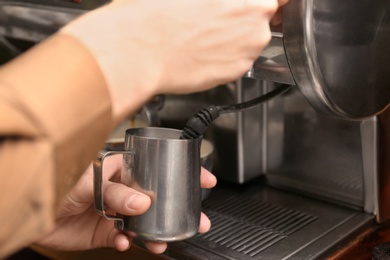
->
(59, 3, 164, 125)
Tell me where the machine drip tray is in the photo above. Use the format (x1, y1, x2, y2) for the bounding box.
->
(164, 182, 374, 260)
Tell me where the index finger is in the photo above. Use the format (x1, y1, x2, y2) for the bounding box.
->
(200, 167, 217, 189)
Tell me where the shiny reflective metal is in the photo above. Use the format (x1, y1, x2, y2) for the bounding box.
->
(93, 150, 131, 230)
(264, 80, 390, 223)
(157, 81, 268, 184)
(161, 81, 389, 258)
(0, 0, 109, 54)
(0, 2, 76, 53)
(360, 112, 390, 223)
(137, 95, 164, 127)
(2, 0, 388, 119)
(166, 183, 374, 259)
(247, 0, 390, 119)
(166, 78, 390, 225)
(247, 32, 295, 86)
(94, 127, 202, 242)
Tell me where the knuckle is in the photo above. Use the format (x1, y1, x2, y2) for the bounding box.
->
(262, 29, 272, 44)
(255, 0, 278, 17)
(257, 29, 272, 48)
(268, 0, 279, 13)
(234, 59, 253, 77)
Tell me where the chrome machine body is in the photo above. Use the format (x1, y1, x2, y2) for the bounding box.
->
(1, 0, 389, 259)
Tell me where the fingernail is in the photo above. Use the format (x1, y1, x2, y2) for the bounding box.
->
(127, 193, 145, 210)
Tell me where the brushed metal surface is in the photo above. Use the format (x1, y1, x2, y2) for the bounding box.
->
(246, 33, 295, 86)
(157, 80, 268, 184)
(95, 128, 202, 242)
(266, 86, 365, 207)
(0, 0, 108, 53)
(121, 128, 202, 241)
(282, 0, 390, 119)
(1, 0, 388, 119)
(198, 197, 317, 257)
(165, 183, 374, 260)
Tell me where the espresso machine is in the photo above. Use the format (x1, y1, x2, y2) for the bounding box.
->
(1, 0, 389, 259)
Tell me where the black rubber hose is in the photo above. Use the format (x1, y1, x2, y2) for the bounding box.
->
(180, 84, 293, 139)
(217, 84, 292, 114)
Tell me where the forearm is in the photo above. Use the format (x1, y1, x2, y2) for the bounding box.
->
(0, 34, 111, 257)
(0, 34, 113, 199)
(0, 139, 54, 258)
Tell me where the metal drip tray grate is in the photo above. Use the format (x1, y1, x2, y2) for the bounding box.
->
(199, 195, 317, 257)
(199, 211, 286, 257)
(166, 183, 373, 260)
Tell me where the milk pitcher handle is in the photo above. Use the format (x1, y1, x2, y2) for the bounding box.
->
(93, 149, 134, 231)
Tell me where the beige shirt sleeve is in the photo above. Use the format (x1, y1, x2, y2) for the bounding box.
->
(0, 34, 112, 257)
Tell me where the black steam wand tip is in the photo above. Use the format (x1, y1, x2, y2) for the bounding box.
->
(180, 105, 220, 139)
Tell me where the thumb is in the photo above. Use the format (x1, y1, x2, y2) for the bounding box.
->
(103, 181, 152, 215)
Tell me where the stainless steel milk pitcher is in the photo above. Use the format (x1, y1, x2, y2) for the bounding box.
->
(93, 127, 202, 242)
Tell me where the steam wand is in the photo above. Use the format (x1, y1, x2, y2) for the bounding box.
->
(180, 84, 293, 139)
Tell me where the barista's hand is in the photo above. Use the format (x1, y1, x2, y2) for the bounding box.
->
(270, 0, 290, 26)
(60, 0, 282, 124)
(35, 155, 217, 254)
